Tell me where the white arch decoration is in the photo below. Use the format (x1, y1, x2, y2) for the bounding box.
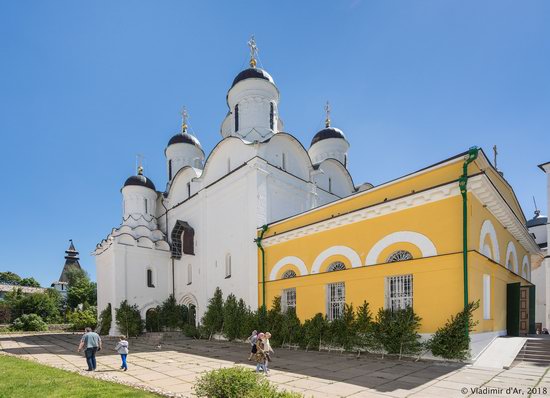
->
(365, 231, 437, 266)
(522, 255, 530, 280)
(180, 293, 198, 308)
(140, 300, 161, 318)
(505, 241, 519, 273)
(269, 256, 308, 281)
(311, 246, 362, 274)
(479, 220, 500, 263)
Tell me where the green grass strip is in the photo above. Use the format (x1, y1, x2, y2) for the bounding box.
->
(0, 355, 162, 398)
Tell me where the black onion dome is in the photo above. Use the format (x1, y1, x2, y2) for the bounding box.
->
(123, 175, 156, 191)
(167, 132, 202, 149)
(231, 68, 274, 88)
(527, 214, 547, 228)
(310, 127, 347, 147)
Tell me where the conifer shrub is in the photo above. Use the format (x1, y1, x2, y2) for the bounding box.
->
(158, 294, 187, 330)
(372, 307, 423, 359)
(201, 287, 224, 339)
(300, 313, 329, 351)
(354, 301, 375, 353)
(98, 303, 112, 335)
(427, 300, 480, 361)
(223, 294, 240, 341)
(115, 300, 144, 337)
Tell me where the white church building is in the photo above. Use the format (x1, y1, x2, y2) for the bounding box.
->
(95, 40, 362, 333)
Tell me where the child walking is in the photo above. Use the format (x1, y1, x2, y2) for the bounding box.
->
(114, 335, 129, 371)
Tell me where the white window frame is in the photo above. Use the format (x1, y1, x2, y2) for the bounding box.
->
(385, 274, 413, 311)
(281, 288, 296, 313)
(326, 282, 345, 321)
(225, 254, 232, 278)
(483, 274, 491, 320)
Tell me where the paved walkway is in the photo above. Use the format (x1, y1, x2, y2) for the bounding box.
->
(1, 333, 549, 397)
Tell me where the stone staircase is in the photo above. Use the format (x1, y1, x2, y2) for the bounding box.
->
(516, 337, 550, 366)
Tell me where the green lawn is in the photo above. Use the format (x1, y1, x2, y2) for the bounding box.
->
(0, 355, 162, 398)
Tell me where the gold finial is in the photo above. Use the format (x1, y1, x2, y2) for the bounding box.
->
(324, 101, 331, 128)
(180, 106, 188, 134)
(136, 154, 144, 175)
(247, 35, 258, 68)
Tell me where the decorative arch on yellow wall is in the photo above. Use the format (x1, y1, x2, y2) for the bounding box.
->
(269, 256, 308, 281)
(505, 241, 518, 273)
(365, 231, 437, 265)
(479, 220, 500, 263)
(522, 255, 530, 280)
(311, 246, 361, 274)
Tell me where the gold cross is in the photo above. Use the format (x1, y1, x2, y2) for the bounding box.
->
(325, 101, 331, 128)
(181, 106, 188, 133)
(248, 35, 258, 68)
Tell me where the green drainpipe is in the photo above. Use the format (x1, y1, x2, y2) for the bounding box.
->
(255, 224, 269, 311)
(458, 147, 479, 335)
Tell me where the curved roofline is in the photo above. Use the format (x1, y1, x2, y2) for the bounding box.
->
(165, 165, 202, 200)
(315, 157, 356, 191)
(164, 134, 206, 157)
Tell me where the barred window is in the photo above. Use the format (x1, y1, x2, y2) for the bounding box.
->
(327, 282, 345, 320)
(281, 288, 296, 312)
(282, 270, 296, 279)
(386, 274, 413, 311)
(386, 250, 413, 263)
(327, 261, 346, 272)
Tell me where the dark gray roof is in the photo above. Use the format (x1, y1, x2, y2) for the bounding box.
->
(231, 68, 274, 88)
(311, 127, 347, 147)
(167, 132, 202, 149)
(123, 175, 156, 191)
(527, 215, 547, 228)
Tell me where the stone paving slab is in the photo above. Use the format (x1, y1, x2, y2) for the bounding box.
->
(1, 333, 549, 397)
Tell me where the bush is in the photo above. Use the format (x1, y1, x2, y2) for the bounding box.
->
(4, 288, 62, 323)
(194, 367, 302, 398)
(12, 314, 47, 331)
(354, 301, 375, 352)
(67, 307, 97, 331)
(98, 304, 112, 335)
(201, 287, 224, 339)
(428, 301, 480, 360)
(183, 323, 201, 339)
(372, 307, 423, 359)
(301, 313, 329, 351)
(158, 294, 187, 330)
(0, 302, 11, 324)
(115, 300, 144, 337)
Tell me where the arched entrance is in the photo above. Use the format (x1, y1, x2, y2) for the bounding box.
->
(180, 294, 198, 326)
(145, 308, 160, 332)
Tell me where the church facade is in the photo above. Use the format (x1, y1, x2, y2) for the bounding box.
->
(95, 41, 357, 334)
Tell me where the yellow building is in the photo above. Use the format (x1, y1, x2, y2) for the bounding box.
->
(257, 148, 540, 358)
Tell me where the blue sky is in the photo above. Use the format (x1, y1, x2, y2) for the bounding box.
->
(0, 1, 549, 286)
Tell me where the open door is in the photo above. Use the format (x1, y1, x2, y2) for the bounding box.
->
(507, 282, 520, 337)
(529, 285, 536, 335)
(520, 287, 529, 335)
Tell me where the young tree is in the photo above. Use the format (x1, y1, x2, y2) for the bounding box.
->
(158, 294, 186, 330)
(372, 307, 423, 359)
(280, 307, 302, 347)
(354, 301, 374, 354)
(266, 296, 285, 346)
(222, 294, 240, 341)
(115, 300, 144, 337)
(201, 287, 224, 339)
(66, 269, 97, 309)
(301, 313, 329, 351)
(98, 304, 112, 335)
(427, 301, 480, 361)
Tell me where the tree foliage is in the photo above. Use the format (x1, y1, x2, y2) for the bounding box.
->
(68, 307, 97, 331)
(372, 307, 423, 359)
(115, 300, 143, 337)
(98, 304, 112, 335)
(12, 314, 48, 331)
(427, 301, 480, 361)
(4, 288, 62, 323)
(0, 272, 22, 286)
(66, 269, 97, 310)
(201, 287, 224, 339)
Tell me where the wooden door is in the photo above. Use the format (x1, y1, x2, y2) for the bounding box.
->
(520, 287, 529, 335)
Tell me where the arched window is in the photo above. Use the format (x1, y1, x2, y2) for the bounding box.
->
(146, 269, 154, 288)
(327, 261, 346, 272)
(225, 254, 232, 278)
(234, 104, 239, 131)
(168, 159, 173, 180)
(282, 270, 297, 279)
(387, 250, 413, 263)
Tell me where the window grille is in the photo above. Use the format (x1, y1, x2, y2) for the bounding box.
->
(171, 220, 195, 258)
(282, 270, 296, 279)
(187, 264, 192, 285)
(234, 104, 239, 131)
(386, 274, 413, 311)
(386, 250, 413, 263)
(327, 261, 346, 272)
(327, 282, 345, 320)
(147, 269, 154, 288)
(225, 254, 232, 278)
(281, 288, 296, 312)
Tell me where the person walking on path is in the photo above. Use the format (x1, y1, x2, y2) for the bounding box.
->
(254, 332, 267, 374)
(77, 327, 102, 371)
(263, 332, 274, 375)
(114, 335, 129, 371)
(247, 330, 258, 360)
